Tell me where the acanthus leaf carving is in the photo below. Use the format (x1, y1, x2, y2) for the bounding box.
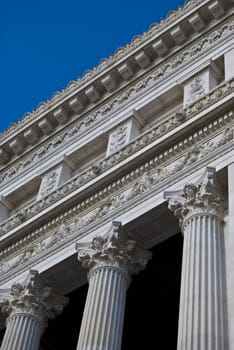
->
(0, 270, 68, 324)
(76, 221, 152, 277)
(164, 167, 223, 226)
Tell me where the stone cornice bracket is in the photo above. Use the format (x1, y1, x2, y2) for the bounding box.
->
(0, 270, 68, 326)
(164, 166, 223, 228)
(76, 221, 152, 279)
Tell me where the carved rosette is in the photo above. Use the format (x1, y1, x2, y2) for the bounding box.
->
(0, 270, 68, 325)
(76, 221, 152, 278)
(164, 167, 223, 227)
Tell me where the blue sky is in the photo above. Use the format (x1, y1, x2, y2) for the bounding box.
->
(0, 0, 184, 132)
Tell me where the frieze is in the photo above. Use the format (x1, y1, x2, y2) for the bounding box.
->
(0, 17, 234, 184)
(0, 109, 233, 277)
(0, 0, 209, 143)
(0, 90, 233, 235)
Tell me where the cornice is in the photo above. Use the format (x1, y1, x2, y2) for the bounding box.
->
(0, 0, 232, 155)
(0, 105, 233, 282)
(1, 16, 233, 188)
(0, 76, 233, 237)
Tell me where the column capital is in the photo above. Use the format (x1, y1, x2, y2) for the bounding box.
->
(76, 221, 152, 276)
(0, 270, 68, 324)
(164, 167, 223, 226)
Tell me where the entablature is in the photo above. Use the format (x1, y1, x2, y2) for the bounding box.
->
(0, 87, 233, 283)
(0, 104, 231, 290)
(0, 74, 233, 239)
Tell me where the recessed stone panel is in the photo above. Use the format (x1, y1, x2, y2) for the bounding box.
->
(38, 118, 54, 135)
(85, 86, 101, 103)
(0, 195, 12, 223)
(170, 25, 186, 44)
(69, 96, 85, 113)
(0, 148, 10, 165)
(9, 137, 25, 155)
(152, 39, 169, 57)
(208, 0, 224, 18)
(188, 13, 205, 32)
(118, 62, 134, 80)
(224, 49, 234, 81)
(53, 107, 69, 124)
(134, 51, 151, 69)
(24, 127, 40, 145)
(101, 73, 118, 92)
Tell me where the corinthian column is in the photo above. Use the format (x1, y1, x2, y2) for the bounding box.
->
(76, 221, 151, 350)
(0, 270, 68, 350)
(164, 167, 226, 350)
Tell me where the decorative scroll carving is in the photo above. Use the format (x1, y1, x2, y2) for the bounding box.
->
(0, 19, 233, 184)
(76, 221, 151, 276)
(164, 167, 223, 226)
(0, 270, 68, 323)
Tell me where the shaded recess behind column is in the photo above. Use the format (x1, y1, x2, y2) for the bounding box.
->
(122, 233, 183, 350)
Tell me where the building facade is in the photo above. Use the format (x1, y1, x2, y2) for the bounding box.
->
(0, 0, 234, 348)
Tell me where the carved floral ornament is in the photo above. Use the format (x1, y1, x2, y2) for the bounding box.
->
(76, 221, 152, 279)
(164, 167, 223, 227)
(0, 270, 68, 324)
(0, 0, 208, 143)
(0, 17, 233, 178)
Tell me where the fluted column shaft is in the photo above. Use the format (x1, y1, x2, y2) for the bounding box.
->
(77, 266, 128, 350)
(164, 167, 226, 350)
(76, 221, 151, 350)
(178, 214, 225, 350)
(1, 313, 43, 350)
